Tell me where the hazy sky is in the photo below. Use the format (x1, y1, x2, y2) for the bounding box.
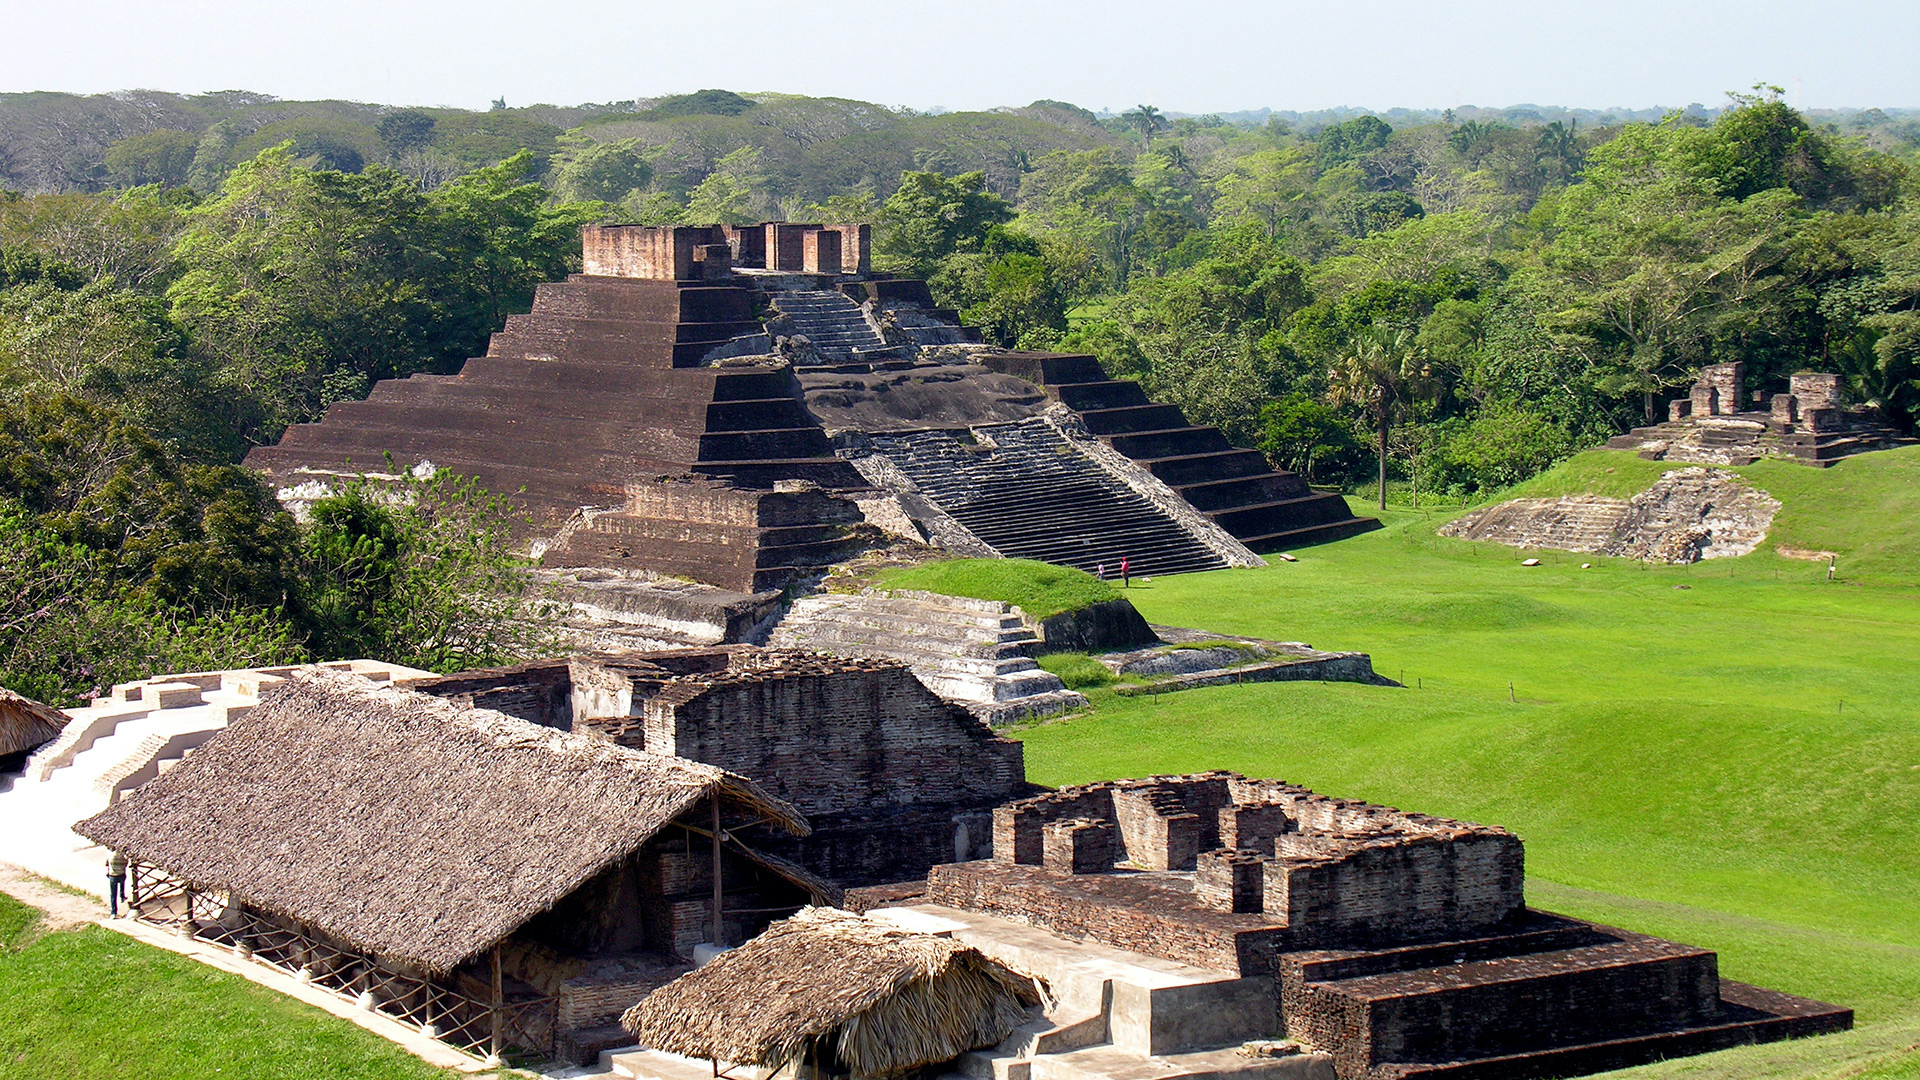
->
(4, 0, 1915, 113)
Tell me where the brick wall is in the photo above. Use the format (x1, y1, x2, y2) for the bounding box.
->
(646, 662, 1025, 818)
(583, 225, 727, 280)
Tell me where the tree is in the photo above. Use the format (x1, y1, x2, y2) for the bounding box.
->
(1258, 392, 1360, 482)
(1122, 105, 1170, 148)
(551, 139, 654, 204)
(295, 469, 560, 671)
(682, 146, 766, 224)
(1315, 116, 1393, 168)
(879, 170, 1013, 277)
(103, 130, 199, 188)
(168, 147, 445, 436)
(377, 109, 438, 157)
(1326, 325, 1437, 509)
(1530, 122, 1805, 420)
(431, 150, 600, 344)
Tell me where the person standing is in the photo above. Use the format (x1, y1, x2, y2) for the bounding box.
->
(1120, 556, 1130, 589)
(106, 851, 127, 917)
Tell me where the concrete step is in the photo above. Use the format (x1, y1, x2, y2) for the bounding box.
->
(1030, 1044, 1332, 1080)
(959, 1048, 1032, 1080)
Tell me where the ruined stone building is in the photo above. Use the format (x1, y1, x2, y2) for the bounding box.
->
(1609, 362, 1914, 466)
(402, 645, 1033, 886)
(245, 222, 1376, 598)
(850, 773, 1851, 1080)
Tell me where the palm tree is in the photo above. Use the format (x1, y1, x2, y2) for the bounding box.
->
(1536, 119, 1582, 183)
(1122, 105, 1170, 149)
(1327, 326, 1438, 510)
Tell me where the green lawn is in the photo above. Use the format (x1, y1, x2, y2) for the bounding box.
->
(879, 557, 1119, 618)
(1016, 448, 1920, 1079)
(0, 892, 453, 1080)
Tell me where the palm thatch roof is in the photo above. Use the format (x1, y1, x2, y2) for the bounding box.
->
(75, 669, 811, 974)
(0, 687, 67, 758)
(624, 907, 1040, 1078)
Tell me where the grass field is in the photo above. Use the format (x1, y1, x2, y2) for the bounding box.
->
(879, 557, 1119, 618)
(0, 892, 453, 1080)
(1015, 447, 1920, 1079)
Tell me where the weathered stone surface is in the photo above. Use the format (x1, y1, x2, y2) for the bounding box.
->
(1610, 366, 1915, 467)
(1440, 468, 1781, 564)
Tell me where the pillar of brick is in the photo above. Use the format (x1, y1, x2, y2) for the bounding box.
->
(1771, 393, 1798, 427)
(1196, 849, 1268, 912)
(1043, 818, 1118, 875)
(994, 805, 1046, 865)
(765, 223, 817, 271)
(1218, 802, 1293, 853)
(828, 223, 871, 274)
(724, 224, 767, 269)
(1790, 373, 1844, 412)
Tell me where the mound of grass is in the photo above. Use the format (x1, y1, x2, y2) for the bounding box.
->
(1038, 652, 1116, 689)
(1014, 503, 1920, 1079)
(1484, 446, 1920, 585)
(878, 558, 1120, 619)
(0, 891, 38, 950)
(0, 908, 452, 1079)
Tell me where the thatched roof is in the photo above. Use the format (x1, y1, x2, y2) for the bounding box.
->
(0, 687, 67, 758)
(75, 669, 810, 973)
(625, 907, 1039, 1078)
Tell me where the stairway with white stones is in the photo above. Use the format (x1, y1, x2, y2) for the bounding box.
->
(768, 590, 1086, 724)
(0, 660, 432, 893)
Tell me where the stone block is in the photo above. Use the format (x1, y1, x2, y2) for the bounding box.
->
(1219, 801, 1293, 853)
(1197, 848, 1268, 912)
(1044, 817, 1118, 875)
(1790, 372, 1845, 412)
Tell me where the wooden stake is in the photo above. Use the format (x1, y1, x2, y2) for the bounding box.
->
(711, 795, 725, 948)
(490, 943, 503, 1063)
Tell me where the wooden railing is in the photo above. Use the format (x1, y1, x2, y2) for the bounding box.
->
(127, 863, 554, 1061)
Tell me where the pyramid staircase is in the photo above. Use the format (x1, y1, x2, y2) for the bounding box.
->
(863, 422, 1229, 578)
(983, 353, 1379, 552)
(765, 288, 895, 361)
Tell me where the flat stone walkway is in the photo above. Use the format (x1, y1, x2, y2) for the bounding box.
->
(0, 860, 104, 930)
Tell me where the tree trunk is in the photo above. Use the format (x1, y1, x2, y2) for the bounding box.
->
(1378, 410, 1389, 512)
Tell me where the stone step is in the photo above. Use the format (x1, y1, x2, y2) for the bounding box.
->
(1296, 935, 1723, 1071)
(1029, 1044, 1332, 1080)
(959, 1049, 1032, 1080)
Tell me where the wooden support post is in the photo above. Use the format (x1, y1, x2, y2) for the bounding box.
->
(489, 943, 503, 1063)
(710, 795, 725, 947)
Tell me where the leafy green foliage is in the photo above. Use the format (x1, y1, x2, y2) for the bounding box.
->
(103, 130, 199, 188)
(294, 470, 561, 672)
(1258, 392, 1362, 482)
(879, 170, 1013, 276)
